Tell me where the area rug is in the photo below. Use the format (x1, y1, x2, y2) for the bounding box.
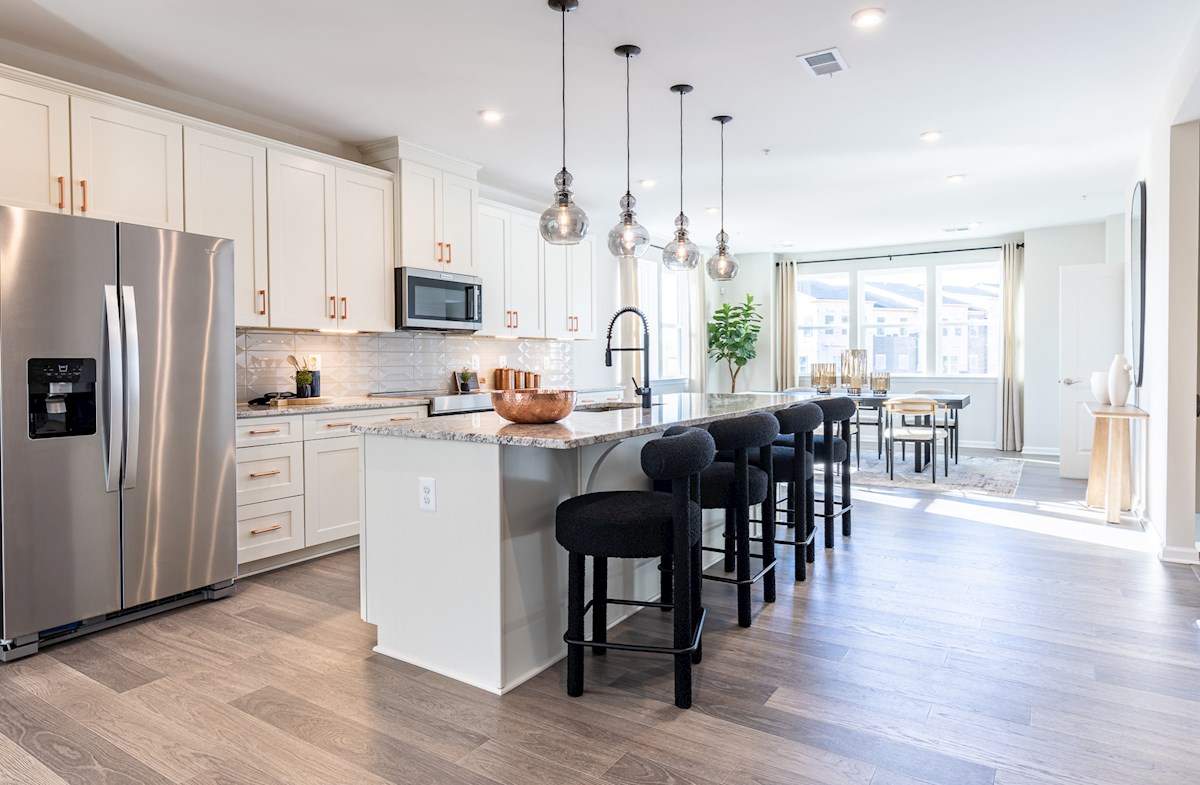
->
(818, 452, 1025, 497)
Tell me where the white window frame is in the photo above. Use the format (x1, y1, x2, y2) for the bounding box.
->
(638, 256, 692, 383)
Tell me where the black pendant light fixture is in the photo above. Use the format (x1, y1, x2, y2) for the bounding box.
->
(663, 84, 700, 271)
(539, 0, 589, 245)
(706, 115, 739, 281)
(606, 44, 651, 262)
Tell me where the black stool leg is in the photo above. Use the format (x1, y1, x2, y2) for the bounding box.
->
(805, 460, 816, 565)
(763, 481, 776, 604)
(566, 552, 585, 697)
(673, 540, 693, 709)
(842, 420, 852, 538)
(736, 498, 752, 628)
(823, 453, 835, 550)
(690, 539, 703, 664)
(659, 555, 672, 612)
(592, 556, 607, 655)
(723, 506, 735, 572)
(788, 479, 804, 582)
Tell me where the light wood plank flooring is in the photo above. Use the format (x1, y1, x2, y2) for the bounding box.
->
(1, 454, 1198, 785)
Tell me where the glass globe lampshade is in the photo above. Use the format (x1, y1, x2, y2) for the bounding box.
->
(539, 169, 589, 245)
(706, 231, 739, 281)
(662, 213, 700, 271)
(606, 193, 650, 260)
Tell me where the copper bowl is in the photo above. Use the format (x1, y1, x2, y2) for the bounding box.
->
(491, 389, 577, 424)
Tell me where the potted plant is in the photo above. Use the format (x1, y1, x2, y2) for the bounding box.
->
(707, 294, 763, 393)
(293, 369, 314, 399)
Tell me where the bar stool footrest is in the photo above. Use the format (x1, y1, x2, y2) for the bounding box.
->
(700, 558, 778, 586)
(564, 608, 706, 656)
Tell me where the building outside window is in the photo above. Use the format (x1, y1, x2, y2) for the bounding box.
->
(638, 257, 692, 381)
(793, 272, 850, 377)
(860, 267, 926, 374)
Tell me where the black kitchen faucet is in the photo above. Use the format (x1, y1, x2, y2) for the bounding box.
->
(604, 307, 652, 410)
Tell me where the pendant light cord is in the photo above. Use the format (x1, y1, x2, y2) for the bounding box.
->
(561, 8, 567, 172)
(625, 52, 631, 196)
(720, 121, 725, 236)
(678, 90, 684, 214)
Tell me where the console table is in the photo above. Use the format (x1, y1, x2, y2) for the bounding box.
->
(1084, 403, 1148, 523)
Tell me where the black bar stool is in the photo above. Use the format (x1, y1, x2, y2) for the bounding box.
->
(555, 427, 716, 708)
(776, 397, 855, 549)
(699, 412, 780, 628)
(763, 403, 823, 581)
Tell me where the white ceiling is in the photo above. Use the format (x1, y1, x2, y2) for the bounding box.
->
(3, 0, 1200, 252)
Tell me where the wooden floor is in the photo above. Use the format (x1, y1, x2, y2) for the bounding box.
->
(2, 453, 1199, 785)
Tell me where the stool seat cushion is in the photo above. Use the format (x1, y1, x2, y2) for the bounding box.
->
(556, 491, 701, 559)
(715, 447, 813, 482)
(699, 462, 769, 509)
(774, 432, 848, 462)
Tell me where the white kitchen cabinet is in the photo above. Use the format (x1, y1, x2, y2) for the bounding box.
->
(398, 160, 478, 272)
(236, 441, 304, 507)
(510, 211, 546, 338)
(183, 128, 269, 328)
(543, 236, 596, 340)
(69, 97, 183, 229)
(266, 149, 338, 330)
(478, 202, 546, 338)
(237, 496, 304, 564)
(304, 435, 362, 546)
(0, 76, 71, 213)
(335, 167, 395, 332)
(478, 203, 511, 335)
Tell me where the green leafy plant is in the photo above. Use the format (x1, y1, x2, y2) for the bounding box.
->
(293, 369, 313, 387)
(707, 294, 763, 393)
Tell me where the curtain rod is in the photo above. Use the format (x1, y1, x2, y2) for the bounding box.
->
(775, 243, 1023, 266)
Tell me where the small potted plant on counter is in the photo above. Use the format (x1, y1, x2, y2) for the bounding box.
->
(293, 369, 314, 399)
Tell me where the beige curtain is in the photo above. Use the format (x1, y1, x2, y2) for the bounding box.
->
(1000, 242, 1024, 451)
(775, 261, 797, 391)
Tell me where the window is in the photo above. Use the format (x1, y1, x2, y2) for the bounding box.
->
(794, 272, 850, 377)
(860, 267, 926, 374)
(937, 262, 1001, 375)
(638, 257, 692, 381)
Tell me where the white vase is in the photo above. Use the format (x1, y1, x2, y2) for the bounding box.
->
(1107, 354, 1133, 407)
(1090, 371, 1110, 405)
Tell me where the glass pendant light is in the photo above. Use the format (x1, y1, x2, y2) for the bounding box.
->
(663, 84, 701, 271)
(539, 0, 589, 245)
(606, 44, 651, 262)
(706, 115, 739, 281)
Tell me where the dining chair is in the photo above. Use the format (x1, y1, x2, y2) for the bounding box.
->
(913, 388, 958, 463)
(883, 397, 951, 482)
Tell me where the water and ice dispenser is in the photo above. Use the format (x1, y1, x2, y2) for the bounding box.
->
(28, 358, 97, 439)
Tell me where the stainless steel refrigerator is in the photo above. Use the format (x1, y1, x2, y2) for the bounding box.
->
(0, 206, 236, 661)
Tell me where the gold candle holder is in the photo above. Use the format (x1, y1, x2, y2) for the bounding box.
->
(841, 349, 867, 394)
(811, 363, 837, 394)
(870, 372, 890, 396)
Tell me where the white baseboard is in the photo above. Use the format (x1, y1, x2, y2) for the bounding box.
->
(1019, 446, 1060, 457)
(1159, 544, 1200, 565)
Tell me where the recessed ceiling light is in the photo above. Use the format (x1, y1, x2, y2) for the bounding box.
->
(781, 241, 794, 247)
(639, 178, 656, 188)
(947, 174, 966, 184)
(920, 129, 942, 142)
(478, 109, 504, 123)
(706, 206, 720, 214)
(851, 8, 887, 27)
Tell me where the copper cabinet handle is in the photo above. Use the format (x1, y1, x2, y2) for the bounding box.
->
(248, 469, 281, 478)
(389, 416, 413, 421)
(248, 428, 280, 435)
(505, 310, 512, 328)
(80, 179, 88, 212)
(57, 176, 65, 209)
(329, 295, 337, 319)
(258, 289, 267, 315)
(437, 241, 444, 263)
(446, 243, 452, 264)
(250, 524, 282, 535)
(325, 421, 353, 428)
(514, 310, 519, 329)
(341, 296, 348, 320)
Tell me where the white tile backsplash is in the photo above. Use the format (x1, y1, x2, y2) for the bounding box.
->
(236, 329, 575, 401)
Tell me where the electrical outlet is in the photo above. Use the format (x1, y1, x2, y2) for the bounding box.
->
(418, 477, 436, 512)
(471, 354, 480, 371)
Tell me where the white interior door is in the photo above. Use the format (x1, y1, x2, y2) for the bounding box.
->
(1059, 264, 1123, 478)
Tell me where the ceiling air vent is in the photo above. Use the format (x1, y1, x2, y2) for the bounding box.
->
(798, 48, 849, 79)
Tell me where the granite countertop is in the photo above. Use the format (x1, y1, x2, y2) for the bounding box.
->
(236, 396, 431, 419)
(352, 392, 806, 449)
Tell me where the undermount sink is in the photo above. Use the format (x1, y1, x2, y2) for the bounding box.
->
(574, 402, 662, 412)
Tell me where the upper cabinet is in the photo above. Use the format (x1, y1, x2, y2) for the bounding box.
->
(544, 235, 596, 340)
(0, 76, 71, 214)
(183, 128, 269, 328)
(266, 150, 338, 331)
(70, 97, 183, 229)
(478, 201, 545, 339)
(335, 167, 395, 332)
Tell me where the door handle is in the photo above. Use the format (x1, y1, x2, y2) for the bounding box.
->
(437, 241, 444, 264)
(446, 243, 452, 264)
(250, 524, 283, 536)
(341, 296, 348, 320)
(122, 286, 141, 489)
(57, 176, 65, 210)
(102, 286, 123, 493)
(1061, 378, 1081, 385)
(248, 469, 282, 478)
(258, 289, 267, 316)
(329, 295, 337, 319)
(80, 179, 88, 212)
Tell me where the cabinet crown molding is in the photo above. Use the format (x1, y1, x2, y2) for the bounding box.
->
(359, 137, 482, 179)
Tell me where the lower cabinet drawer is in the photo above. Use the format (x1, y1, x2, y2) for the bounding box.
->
(236, 442, 304, 506)
(236, 496, 304, 564)
(303, 406, 427, 440)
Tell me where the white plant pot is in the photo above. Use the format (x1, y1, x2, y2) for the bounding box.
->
(1090, 371, 1110, 405)
(1107, 354, 1133, 407)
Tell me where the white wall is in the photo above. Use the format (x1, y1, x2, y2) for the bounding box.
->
(1021, 222, 1108, 454)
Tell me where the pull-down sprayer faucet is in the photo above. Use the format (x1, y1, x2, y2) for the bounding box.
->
(604, 307, 652, 409)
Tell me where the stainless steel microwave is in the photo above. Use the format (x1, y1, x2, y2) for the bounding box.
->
(396, 267, 483, 332)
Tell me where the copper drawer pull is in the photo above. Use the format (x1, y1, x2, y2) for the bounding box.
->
(389, 416, 413, 422)
(325, 421, 353, 428)
(248, 428, 281, 435)
(250, 524, 283, 536)
(248, 469, 281, 478)
(57, 176, 65, 209)
(437, 241, 444, 263)
(258, 289, 267, 315)
(341, 296, 348, 320)
(446, 243, 452, 264)
(513, 310, 519, 329)
(328, 295, 336, 319)
(80, 179, 88, 212)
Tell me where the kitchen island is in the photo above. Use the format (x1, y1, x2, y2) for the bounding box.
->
(354, 392, 801, 693)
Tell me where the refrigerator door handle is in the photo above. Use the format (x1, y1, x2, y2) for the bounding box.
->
(102, 285, 123, 493)
(122, 285, 141, 489)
